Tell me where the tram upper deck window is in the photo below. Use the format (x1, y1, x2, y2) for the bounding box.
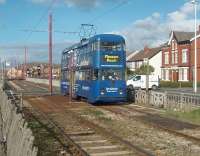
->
(91, 42, 99, 51)
(100, 42, 124, 51)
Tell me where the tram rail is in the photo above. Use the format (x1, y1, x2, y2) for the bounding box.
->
(100, 105, 200, 146)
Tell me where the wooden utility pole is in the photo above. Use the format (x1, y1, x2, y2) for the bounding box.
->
(49, 13, 53, 95)
(144, 58, 149, 91)
(24, 47, 27, 79)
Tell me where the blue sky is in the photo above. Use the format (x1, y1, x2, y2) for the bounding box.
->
(0, 0, 198, 63)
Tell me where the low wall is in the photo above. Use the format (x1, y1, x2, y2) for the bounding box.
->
(0, 82, 38, 156)
(135, 90, 200, 112)
(26, 78, 60, 87)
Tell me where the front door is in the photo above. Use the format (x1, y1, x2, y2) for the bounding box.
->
(172, 70, 178, 82)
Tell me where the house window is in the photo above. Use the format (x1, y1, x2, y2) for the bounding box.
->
(175, 42, 177, 50)
(165, 69, 169, 80)
(184, 69, 188, 81)
(135, 62, 139, 68)
(182, 49, 187, 63)
(162, 69, 169, 80)
(179, 68, 188, 81)
(161, 69, 164, 80)
(164, 52, 169, 64)
(171, 51, 174, 64)
(171, 50, 178, 64)
(172, 40, 175, 50)
(179, 69, 182, 81)
(175, 50, 178, 64)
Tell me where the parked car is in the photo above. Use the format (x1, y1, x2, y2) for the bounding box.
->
(127, 75, 159, 90)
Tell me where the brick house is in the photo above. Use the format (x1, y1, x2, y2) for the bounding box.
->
(190, 33, 200, 82)
(127, 45, 163, 78)
(161, 31, 194, 81)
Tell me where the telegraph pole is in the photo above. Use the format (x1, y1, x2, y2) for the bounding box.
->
(194, 0, 197, 93)
(144, 58, 149, 91)
(24, 47, 27, 79)
(49, 13, 53, 95)
(191, 0, 198, 93)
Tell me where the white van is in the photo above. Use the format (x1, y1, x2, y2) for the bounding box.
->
(127, 75, 159, 90)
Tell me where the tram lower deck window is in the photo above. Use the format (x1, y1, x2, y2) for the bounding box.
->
(100, 69, 123, 80)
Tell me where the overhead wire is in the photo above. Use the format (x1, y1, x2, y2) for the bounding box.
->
(22, 0, 130, 45)
(88, 0, 130, 24)
(24, 0, 58, 44)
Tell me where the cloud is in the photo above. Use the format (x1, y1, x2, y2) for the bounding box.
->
(30, 0, 122, 10)
(118, 2, 198, 51)
(64, 0, 99, 9)
(30, 0, 99, 9)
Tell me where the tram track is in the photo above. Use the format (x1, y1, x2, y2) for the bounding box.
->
(23, 107, 88, 156)
(7, 80, 200, 155)
(24, 95, 155, 156)
(7, 80, 155, 156)
(100, 105, 200, 146)
(5, 87, 72, 156)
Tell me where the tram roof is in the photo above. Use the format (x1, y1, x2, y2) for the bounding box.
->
(62, 34, 125, 54)
(89, 34, 125, 42)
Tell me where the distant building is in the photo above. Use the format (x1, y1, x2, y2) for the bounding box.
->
(161, 31, 194, 81)
(127, 45, 163, 78)
(25, 63, 61, 79)
(7, 68, 23, 79)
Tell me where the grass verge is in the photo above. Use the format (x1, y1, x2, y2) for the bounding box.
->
(82, 108, 113, 123)
(26, 114, 63, 156)
(164, 108, 200, 125)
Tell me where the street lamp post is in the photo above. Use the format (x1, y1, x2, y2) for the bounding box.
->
(192, 0, 198, 93)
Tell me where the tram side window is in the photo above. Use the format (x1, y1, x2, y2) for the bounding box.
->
(85, 70, 91, 80)
(93, 69, 98, 80)
(61, 55, 66, 69)
(75, 70, 91, 81)
(61, 72, 65, 80)
(100, 42, 124, 51)
(91, 42, 99, 52)
(62, 71, 69, 81)
(63, 54, 68, 68)
(66, 71, 70, 81)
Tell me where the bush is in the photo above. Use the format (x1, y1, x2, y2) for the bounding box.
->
(160, 81, 200, 88)
(135, 64, 154, 75)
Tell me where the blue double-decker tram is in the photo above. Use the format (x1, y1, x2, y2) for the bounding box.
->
(61, 34, 126, 103)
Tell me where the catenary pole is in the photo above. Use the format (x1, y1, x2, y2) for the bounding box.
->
(194, 0, 197, 93)
(49, 13, 53, 95)
(24, 47, 27, 79)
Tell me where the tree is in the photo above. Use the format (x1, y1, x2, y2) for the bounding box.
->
(126, 67, 135, 76)
(135, 64, 154, 75)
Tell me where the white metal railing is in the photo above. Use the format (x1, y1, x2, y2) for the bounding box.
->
(135, 89, 200, 112)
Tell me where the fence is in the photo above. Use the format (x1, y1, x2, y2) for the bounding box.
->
(0, 81, 38, 156)
(135, 89, 200, 112)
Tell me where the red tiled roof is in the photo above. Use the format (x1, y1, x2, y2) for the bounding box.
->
(128, 45, 163, 62)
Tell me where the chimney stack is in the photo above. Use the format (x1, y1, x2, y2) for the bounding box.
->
(144, 45, 150, 54)
(198, 25, 200, 34)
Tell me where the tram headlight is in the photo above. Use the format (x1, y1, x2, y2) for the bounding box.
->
(100, 89, 105, 95)
(119, 89, 123, 95)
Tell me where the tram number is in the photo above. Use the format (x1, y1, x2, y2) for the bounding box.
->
(106, 88, 118, 92)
